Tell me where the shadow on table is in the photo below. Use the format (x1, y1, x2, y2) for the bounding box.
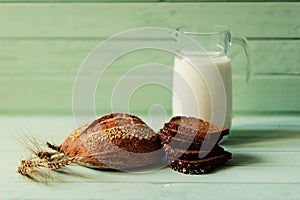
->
(220, 129, 300, 146)
(229, 152, 262, 166)
(218, 129, 300, 168)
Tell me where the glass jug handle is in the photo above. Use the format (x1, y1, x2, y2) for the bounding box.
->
(231, 35, 253, 82)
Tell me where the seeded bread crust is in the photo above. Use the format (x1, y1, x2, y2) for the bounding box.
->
(61, 113, 165, 170)
(170, 151, 232, 174)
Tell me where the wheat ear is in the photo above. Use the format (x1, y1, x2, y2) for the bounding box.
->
(17, 141, 76, 177)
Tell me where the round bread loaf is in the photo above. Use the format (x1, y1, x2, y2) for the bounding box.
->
(61, 113, 165, 170)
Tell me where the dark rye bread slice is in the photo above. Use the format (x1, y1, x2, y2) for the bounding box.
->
(160, 128, 221, 151)
(61, 113, 165, 170)
(164, 116, 229, 139)
(170, 151, 232, 174)
(163, 145, 226, 161)
(159, 116, 229, 151)
(160, 136, 210, 151)
(160, 127, 206, 145)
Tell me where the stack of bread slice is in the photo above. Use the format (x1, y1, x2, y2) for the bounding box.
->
(159, 116, 231, 174)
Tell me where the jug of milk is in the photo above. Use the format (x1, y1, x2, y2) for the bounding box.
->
(172, 25, 252, 128)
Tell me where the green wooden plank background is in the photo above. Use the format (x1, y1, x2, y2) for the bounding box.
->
(0, 3, 299, 38)
(0, 40, 299, 75)
(0, 1, 299, 116)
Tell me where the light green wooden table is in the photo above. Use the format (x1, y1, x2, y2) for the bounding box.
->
(1, 115, 299, 200)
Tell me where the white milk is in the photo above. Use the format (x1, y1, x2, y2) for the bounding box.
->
(172, 52, 232, 128)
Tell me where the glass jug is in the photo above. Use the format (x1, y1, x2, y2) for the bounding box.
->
(172, 25, 252, 128)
